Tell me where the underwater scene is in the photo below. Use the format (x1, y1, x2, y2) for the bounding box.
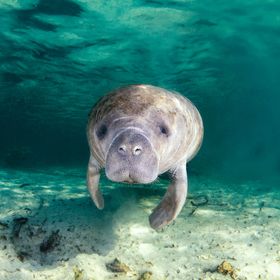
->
(0, 0, 280, 279)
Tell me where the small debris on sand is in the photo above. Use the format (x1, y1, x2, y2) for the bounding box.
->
(189, 207, 197, 216)
(106, 258, 131, 273)
(0, 235, 7, 241)
(73, 265, 84, 280)
(190, 195, 209, 207)
(40, 230, 61, 253)
(259, 201, 265, 212)
(217, 260, 237, 279)
(12, 217, 28, 238)
(17, 251, 30, 262)
(0, 221, 9, 229)
(138, 271, 153, 280)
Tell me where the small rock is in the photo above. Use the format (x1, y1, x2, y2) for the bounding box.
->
(217, 261, 237, 279)
(191, 195, 209, 207)
(138, 271, 152, 280)
(106, 258, 131, 273)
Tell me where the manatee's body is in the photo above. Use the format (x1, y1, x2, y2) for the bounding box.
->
(87, 85, 203, 229)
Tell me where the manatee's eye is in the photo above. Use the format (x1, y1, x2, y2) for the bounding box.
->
(159, 124, 169, 136)
(96, 124, 107, 139)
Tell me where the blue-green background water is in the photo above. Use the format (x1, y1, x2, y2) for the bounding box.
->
(0, 0, 279, 183)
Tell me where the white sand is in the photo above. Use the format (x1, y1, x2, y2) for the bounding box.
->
(0, 167, 279, 279)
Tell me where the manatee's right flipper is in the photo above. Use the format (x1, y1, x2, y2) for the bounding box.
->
(87, 155, 104, 209)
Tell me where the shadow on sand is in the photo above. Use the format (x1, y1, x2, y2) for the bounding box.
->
(7, 185, 165, 267)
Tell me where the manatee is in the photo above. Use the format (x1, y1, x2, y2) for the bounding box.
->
(87, 85, 203, 229)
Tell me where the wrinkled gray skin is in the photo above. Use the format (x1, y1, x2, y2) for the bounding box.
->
(87, 85, 203, 229)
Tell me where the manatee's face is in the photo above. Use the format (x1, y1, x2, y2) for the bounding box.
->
(94, 112, 173, 184)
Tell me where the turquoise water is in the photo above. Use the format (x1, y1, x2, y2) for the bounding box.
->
(0, 1, 280, 279)
(1, 0, 279, 182)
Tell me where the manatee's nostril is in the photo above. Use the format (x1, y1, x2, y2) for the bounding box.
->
(118, 145, 126, 154)
(133, 146, 142, 156)
(119, 145, 126, 154)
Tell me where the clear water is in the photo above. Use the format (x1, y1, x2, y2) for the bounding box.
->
(0, 1, 279, 279)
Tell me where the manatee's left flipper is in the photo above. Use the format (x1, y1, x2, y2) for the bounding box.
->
(87, 155, 104, 209)
(149, 162, 187, 229)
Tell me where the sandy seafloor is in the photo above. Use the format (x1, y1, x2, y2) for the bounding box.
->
(0, 167, 279, 280)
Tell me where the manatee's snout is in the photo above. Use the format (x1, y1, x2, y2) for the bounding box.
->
(105, 129, 158, 184)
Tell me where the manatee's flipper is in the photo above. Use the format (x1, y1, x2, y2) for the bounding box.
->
(87, 156, 104, 209)
(149, 162, 187, 229)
